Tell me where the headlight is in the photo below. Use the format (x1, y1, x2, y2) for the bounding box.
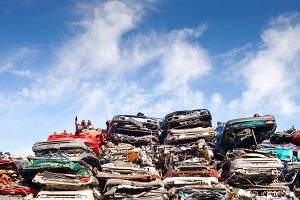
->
(297, 151, 300, 159)
(287, 191, 295, 198)
(113, 117, 120, 121)
(238, 189, 245, 196)
(244, 191, 251, 197)
(271, 170, 279, 175)
(238, 189, 252, 197)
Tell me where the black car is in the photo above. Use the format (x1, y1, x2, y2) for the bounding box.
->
(163, 109, 212, 130)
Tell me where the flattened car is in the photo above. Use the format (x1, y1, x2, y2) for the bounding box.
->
(218, 115, 277, 151)
(29, 139, 100, 169)
(224, 156, 284, 186)
(108, 113, 161, 145)
(163, 109, 212, 129)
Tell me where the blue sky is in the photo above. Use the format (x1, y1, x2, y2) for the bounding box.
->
(1, 0, 300, 154)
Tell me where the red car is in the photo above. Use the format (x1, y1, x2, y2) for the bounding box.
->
(0, 187, 38, 197)
(48, 132, 101, 155)
(292, 134, 300, 146)
(47, 118, 106, 155)
(0, 159, 39, 197)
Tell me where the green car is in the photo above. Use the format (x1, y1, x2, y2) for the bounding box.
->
(218, 115, 277, 151)
(260, 142, 300, 162)
(258, 147, 294, 161)
(20, 158, 90, 180)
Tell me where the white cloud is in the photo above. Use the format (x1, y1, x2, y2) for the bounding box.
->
(157, 30, 211, 91)
(10, 69, 33, 77)
(225, 13, 300, 117)
(17, 1, 146, 103)
(0, 47, 35, 76)
(11, 0, 212, 120)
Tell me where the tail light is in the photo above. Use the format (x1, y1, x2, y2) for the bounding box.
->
(80, 177, 90, 183)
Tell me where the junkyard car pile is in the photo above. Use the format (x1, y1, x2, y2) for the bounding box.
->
(157, 110, 231, 199)
(103, 113, 164, 199)
(0, 110, 300, 199)
(217, 115, 298, 199)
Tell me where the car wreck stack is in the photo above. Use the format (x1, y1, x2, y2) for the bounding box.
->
(107, 113, 161, 145)
(268, 127, 300, 197)
(163, 109, 214, 144)
(0, 110, 300, 199)
(19, 139, 102, 199)
(157, 110, 231, 199)
(102, 113, 165, 199)
(218, 115, 298, 199)
(220, 149, 295, 199)
(99, 143, 165, 199)
(0, 159, 38, 197)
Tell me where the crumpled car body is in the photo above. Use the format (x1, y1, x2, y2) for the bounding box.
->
(108, 114, 161, 145)
(0, 159, 39, 197)
(156, 140, 213, 161)
(20, 159, 90, 180)
(163, 177, 228, 200)
(270, 127, 300, 146)
(110, 133, 159, 145)
(225, 156, 284, 186)
(98, 164, 159, 181)
(260, 141, 300, 161)
(163, 109, 212, 130)
(36, 188, 101, 200)
(270, 131, 295, 144)
(110, 114, 161, 133)
(153, 140, 213, 177)
(103, 179, 165, 199)
(0, 186, 38, 197)
(285, 162, 300, 196)
(104, 185, 166, 200)
(173, 158, 221, 181)
(48, 133, 100, 155)
(292, 134, 300, 146)
(237, 184, 295, 200)
(32, 171, 98, 190)
(29, 139, 100, 168)
(170, 187, 228, 200)
(99, 142, 165, 199)
(218, 115, 277, 151)
(164, 127, 215, 145)
(101, 144, 154, 167)
(258, 147, 294, 162)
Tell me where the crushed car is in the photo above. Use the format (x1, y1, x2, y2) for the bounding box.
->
(36, 188, 102, 200)
(217, 115, 277, 153)
(163, 176, 229, 199)
(107, 113, 161, 145)
(48, 132, 101, 156)
(29, 139, 101, 170)
(162, 109, 212, 129)
(0, 159, 38, 197)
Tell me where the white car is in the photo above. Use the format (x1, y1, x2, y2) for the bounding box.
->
(36, 189, 101, 200)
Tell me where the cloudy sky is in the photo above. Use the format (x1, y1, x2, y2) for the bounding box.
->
(1, 0, 300, 154)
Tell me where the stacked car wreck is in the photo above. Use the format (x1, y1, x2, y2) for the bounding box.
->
(218, 115, 297, 199)
(0, 110, 300, 199)
(0, 158, 38, 197)
(20, 138, 102, 199)
(158, 109, 230, 199)
(102, 114, 165, 199)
